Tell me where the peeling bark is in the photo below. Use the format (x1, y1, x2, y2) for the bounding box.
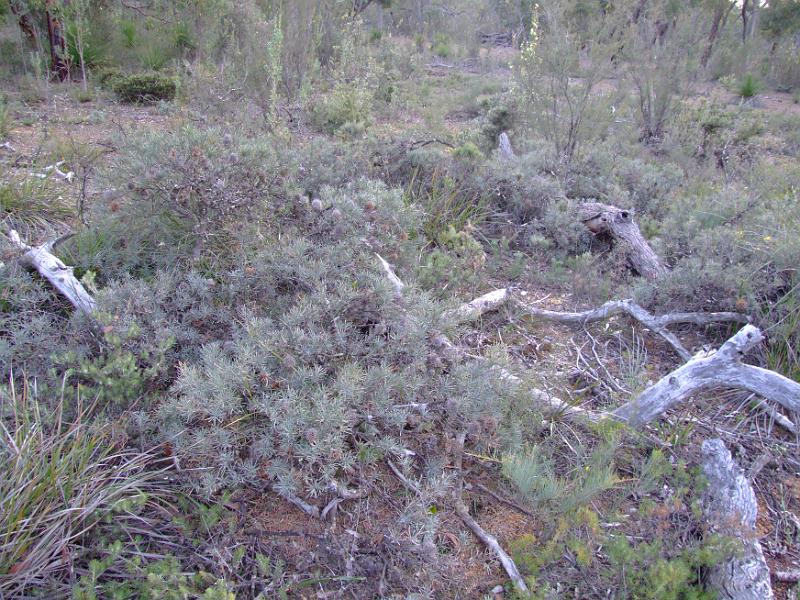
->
(9, 0, 41, 51)
(45, 0, 70, 81)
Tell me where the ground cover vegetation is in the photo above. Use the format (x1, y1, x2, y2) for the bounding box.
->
(1, 0, 800, 597)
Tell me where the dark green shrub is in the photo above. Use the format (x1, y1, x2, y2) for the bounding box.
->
(739, 74, 761, 99)
(112, 73, 177, 103)
(452, 141, 484, 162)
(118, 19, 137, 48)
(432, 33, 452, 58)
(480, 94, 517, 151)
(96, 67, 123, 90)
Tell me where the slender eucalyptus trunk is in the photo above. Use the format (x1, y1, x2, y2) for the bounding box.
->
(45, 0, 70, 81)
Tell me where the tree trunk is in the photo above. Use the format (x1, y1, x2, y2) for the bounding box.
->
(45, 0, 70, 81)
(9, 0, 41, 52)
(702, 1, 734, 68)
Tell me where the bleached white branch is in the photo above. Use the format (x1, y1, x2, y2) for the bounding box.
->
(613, 325, 800, 427)
(8, 230, 96, 315)
(375, 253, 405, 295)
(445, 288, 511, 324)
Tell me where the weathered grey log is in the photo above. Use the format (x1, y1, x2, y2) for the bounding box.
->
(478, 31, 513, 47)
(578, 201, 668, 281)
(702, 439, 774, 600)
(498, 132, 517, 161)
(8, 229, 96, 315)
(613, 325, 800, 426)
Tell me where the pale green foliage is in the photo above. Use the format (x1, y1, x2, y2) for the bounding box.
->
(622, 0, 706, 141)
(310, 22, 383, 134)
(502, 437, 618, 513)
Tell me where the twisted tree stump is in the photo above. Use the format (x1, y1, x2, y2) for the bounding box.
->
(578, 201, 667, 281)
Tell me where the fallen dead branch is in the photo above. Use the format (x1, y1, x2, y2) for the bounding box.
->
(612, 325, 800, 427)
(386, 459, 422, 496)
(702, 438, 774, 600)
(377, 255, 796, 438)
(514, 294, 748, 362)
(8, 229, 96, 315)
(33, 161, 75, 183)
(446, 287, 748, 361)
(454, 501, 529, 594)
(444, 288, 511, 324)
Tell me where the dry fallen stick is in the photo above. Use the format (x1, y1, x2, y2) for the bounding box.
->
(702, 439, 774, 600)
(752, 397, 798, 436)
(8, 229, 96, 315)
(454, 501, 529, 594)
(386, 457, 530, 595)
(274, 488, 320, 519)
(513, 293, 748, 362)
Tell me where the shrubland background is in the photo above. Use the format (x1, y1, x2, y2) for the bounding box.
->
(1, 0, 800, 598)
